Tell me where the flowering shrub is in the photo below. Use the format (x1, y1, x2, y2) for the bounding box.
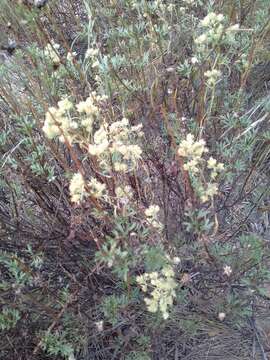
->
(0, 0, 270, 359)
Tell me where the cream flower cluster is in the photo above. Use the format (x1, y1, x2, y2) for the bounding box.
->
(178, 134, 208, 173)
(69, 172, 107, 203)
(88, 125, 109, 156)
(195, 12, 225, 47)
(88, 118, 143, 173)
(43, 93, 107, 142)
(204, 69, 222, 87)
(77, 92, 107, 132)
(178, 134, 224, 203)
(199, 154, 224, 203)
(85, 47, 100, 72)
(85, 48, 99, 59)
(155, 1, 176, 13)
(43, 98, 76, 143)
(195, 12, 240, 49)
(44, 41, 80, 66)
(136, 265, 177, 319)
(69, 173, 85, 203)
(201, 12, 224, 28)
(144, 204, 162, 230)
(44, 41, 61, 65)
(199, 183, 218, 203)
(115, 185, 132, 205)
(89, 178, 106, 198)
(145, 205, 160, 218)
(207, 156, 224, 179)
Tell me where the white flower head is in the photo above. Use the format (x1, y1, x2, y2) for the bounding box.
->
(218, 312, 226, 321)
(173, 257, 180, 265)
(85, 48, 99, 59)
(204, 69, 222, 86)
(195, 33, 207, 45)
(57, 97, 73, 114)
(88, 177, 106, 198)
(114, 162, 128, 172)
(95, 320, 104, 332)
(145, 205, 160, 218)
(191, 56, 199, 64)
(223, 265, 232, 276)
(207, 156, 217, 169)
(76, 95, 99, 116)
(67, 51, 77, 62)
(201, 12, 224, 27)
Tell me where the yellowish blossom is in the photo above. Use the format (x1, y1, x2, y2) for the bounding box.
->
(42, 107, 61, 139)
(43, 103, 77, 143)
(178, 134, 208, 173)
(114, 162, 128, 172)
(145, 205, 162, 230)
(76, 95, 99, 116)
(201, 12, 224, 27)
(136, 264, 177, 320)
(200, 183, 218, 203)
(204, 69, 222, 86)
(178, 134, 207, 158)
(81, 116, 94, 132)
(207, 156, 217, 168)
(69, 173, 85, 203)
(145, 205, 160, 218)
(88, 125, 109, 156)
(57, 97, 73, 115)
(85, 48, 99, 59)
(44, 41, 61, 65)
(88, 118, 143, 172)
(88, 178, 106, 198)
(115, 185, 132, 200)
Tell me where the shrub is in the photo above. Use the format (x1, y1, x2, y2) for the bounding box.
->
(0, 0, 270, 358)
